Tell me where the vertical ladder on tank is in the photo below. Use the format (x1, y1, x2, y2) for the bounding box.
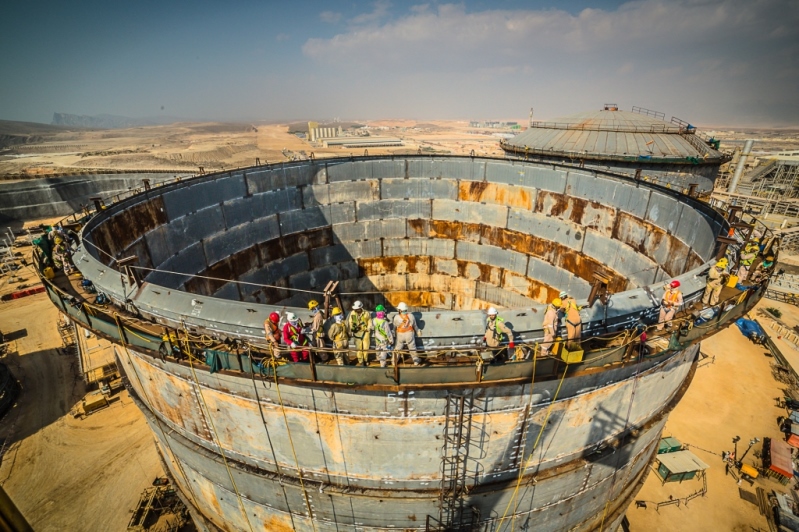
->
(434, 392, 480, 531)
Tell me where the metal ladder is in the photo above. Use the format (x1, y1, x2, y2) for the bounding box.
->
(431, 392, 480, 531)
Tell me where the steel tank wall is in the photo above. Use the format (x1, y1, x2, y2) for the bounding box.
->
(117, 343, 697, 530)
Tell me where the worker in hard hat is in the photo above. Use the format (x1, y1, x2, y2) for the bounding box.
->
(485, 307, 514, 361)
(347, 301, 372, 366)
(737, 240, 759, 282)
(702, 258, 728, 307)
(282, 312, 310, 363)
(372, 305, 394, 368)
(559, 291, 580, 312)
(327, 307, 349, 365)
(264, 312, 282, 358)
(541, 298, 562, 356)
(563, 297, 582, 351)
(307, 300, 328, 362)
(657, 280, 684, 331)
(393, 302, 422, 366)
(751, 255, 775, 284)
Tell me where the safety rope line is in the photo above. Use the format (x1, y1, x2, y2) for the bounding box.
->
(246, 344, 298, 531)
(497, 360, 570, 530)
(179, 320, 255, 532)
(510, 344, 539, 532)
(267, 351, 319, 531)
(112, 315, 203, 512)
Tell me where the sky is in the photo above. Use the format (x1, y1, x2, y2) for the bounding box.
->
(0, 0, 797, 128)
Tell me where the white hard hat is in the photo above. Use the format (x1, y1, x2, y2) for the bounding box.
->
(397, 302, 408, 311)
(352, 301, 363, 310)
(286, 312, 297, 322)
(487, 307, 498, 316)
(559, 291, 569, 299)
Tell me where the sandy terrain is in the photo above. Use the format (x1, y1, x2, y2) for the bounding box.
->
(627, 299, 799, 531)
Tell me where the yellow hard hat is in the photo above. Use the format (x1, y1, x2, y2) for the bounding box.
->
(308, 300, 319, 310)
(716, 258, 728, 267)
(54, 236, 63, 244)
(331, 307, 342, 317)
(552, 298, 563, 308)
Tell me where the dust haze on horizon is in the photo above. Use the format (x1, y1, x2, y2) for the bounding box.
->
(1, 0, 797, 129)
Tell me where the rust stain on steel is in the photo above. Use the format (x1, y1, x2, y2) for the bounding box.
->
(408, 219, 482, 243)
(280, 227, 333, 257)
(101, 197, 167, 262)
(502, 271, 557, 303)
(384, 290, 450, 309)
(535, 190, 616, 235)
(458, 181, 534, 210)
(358, 256, 431, 276)
(129, 355, 210, 441)
(612, 211, 694, 277)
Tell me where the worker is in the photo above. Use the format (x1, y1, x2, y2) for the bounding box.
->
(702, 258, 728, 307)
(485, 307, 514, 361)
(307, 300, 328, 362)
(282, 312, 310, 363)
(372, 305, 394, 368)
(541, 298, 562, 356)
(737, 240, 759, 282)
(347, 301, 372, 366)
(393, 302, 422, 366)
(327, 307, 349, 365)
(559, 291, 579, 312)
(657, 280, 684, 331)
(751, 255, 775, 284)
(563, 297, 582, 350)
(264, 312, 282, 358)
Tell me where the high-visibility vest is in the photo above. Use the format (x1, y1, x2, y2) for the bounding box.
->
(664, 289, 681, 306)
(397, 314, 414, 333)
(373, 318, 389, 341)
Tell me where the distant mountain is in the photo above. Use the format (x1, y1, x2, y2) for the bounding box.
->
(52, 113, 182, 129)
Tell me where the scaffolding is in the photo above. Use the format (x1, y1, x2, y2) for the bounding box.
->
(713, 160, 799, 218)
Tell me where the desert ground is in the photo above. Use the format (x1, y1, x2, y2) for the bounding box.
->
(2, 119, 799, 530)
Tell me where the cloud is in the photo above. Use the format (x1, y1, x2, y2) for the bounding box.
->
(275, 33, 290, 42)
(320, 11, 342, 24)
(300, 0, 799, 125)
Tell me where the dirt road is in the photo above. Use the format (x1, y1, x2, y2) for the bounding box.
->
(0, 294, 162, 531)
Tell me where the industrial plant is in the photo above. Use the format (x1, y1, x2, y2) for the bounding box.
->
(29, 144, 773, 530)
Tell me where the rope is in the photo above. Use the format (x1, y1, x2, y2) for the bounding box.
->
(497, 361, 570, 529)
(180, 320, 255, 532)
(511, 347, 539, 532)
(267, 353, 318, 531)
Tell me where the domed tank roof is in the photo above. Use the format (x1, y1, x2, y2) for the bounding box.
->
(503, 106, 724, 161)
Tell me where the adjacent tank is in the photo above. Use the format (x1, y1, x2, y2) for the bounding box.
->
(38, 155, 768, 531)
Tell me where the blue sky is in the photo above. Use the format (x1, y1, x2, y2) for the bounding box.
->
(1, 0, 797, 127)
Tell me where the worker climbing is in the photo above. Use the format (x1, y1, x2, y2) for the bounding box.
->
(657, 280, 684, 331)
(264, 312, 282, 359)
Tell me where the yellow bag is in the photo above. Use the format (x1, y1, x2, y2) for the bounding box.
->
(43, 267, 55, 280)
(726, 274, 739, 287)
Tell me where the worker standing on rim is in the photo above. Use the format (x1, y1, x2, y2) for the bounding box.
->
(393, 302, 422, 366)
(282, 312, 310, 363)
(307, 300, 328, 362)
(372, 305, 394, 368)
(541, 298, 562, 356)
(751, 255, 775, 284)
(327, 307, 349, 366)
(347, 301, 372, 366)
(485, 307, 514, 361)
(657, 280, 684, 331)
(702, 258, 728, 307)
(264, 312, 282, 359)
(561, 296, 582, 351)
(738, 240, 759, 282)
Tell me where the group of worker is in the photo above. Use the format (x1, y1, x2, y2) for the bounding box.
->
(264, 300, 421, 367)
(539, 292, 582, 355)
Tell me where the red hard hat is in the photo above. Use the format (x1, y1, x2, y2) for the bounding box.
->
(269, 312, 280, 324)
(670, 280, 680, 288)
